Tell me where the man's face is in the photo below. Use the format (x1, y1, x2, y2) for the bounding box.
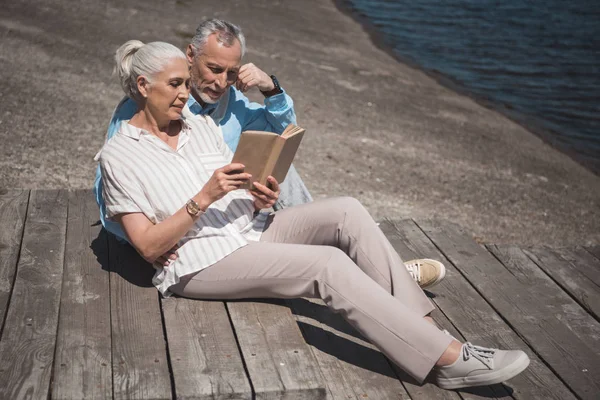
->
(188, 34, 242, 105)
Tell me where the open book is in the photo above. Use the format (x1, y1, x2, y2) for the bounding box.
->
(232, 124, 305, 190)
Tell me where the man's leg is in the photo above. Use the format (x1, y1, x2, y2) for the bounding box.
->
(274, 193, 445, 289)
(274, 164, 313, 209)
(261, 197, 434, 312)
(169, 241, 453, 383)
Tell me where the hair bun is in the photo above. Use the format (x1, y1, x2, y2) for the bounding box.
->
(115, 40, 144, 101)
(113, 40, 186, 102)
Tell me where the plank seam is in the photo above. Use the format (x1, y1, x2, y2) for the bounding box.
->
(47, 190, 70, 400)
(158, 294, 177, 400)
(569, 247, 600, 289)
(381, 358, 415, 400)
(483, 245, 588, 398)
(583, 247, 600, 263)
(385, 219, 514, 400)
(0, 189, 30, 342)
(224, 302, 257, 399)
(524, 247, 600, 324)
(284, 299, 343, 400)
(414, 220, 581, 400)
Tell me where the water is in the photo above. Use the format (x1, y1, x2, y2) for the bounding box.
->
(342, 0, 600, 174)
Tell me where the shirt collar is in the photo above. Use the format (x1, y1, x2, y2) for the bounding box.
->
(118, 119, 192, 140)
(187, 95, 218, 116)
(119, 120, 142, 139)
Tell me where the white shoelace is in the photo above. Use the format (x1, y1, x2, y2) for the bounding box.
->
(404, 261, 422, 283)
(463, 342, 496, 369)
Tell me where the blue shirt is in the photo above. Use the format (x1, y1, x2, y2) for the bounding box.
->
(94, 86, 296, 241)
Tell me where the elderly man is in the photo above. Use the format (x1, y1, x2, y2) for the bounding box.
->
(93, 18, 445, 288)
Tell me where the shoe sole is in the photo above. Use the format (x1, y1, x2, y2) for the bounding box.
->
(436, 352, 530, 390)
(421, 259, 446, 289)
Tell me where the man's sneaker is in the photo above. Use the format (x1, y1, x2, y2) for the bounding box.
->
(434, 342, 530, 389)
(404, 259, 446, 289)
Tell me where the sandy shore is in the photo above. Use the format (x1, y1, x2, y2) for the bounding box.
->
(1, 0, 598, 246)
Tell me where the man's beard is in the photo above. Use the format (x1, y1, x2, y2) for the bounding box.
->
(191, 81, 219, 105)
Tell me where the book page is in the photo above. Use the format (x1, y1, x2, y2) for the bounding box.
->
(282, 124, 304, 138)
(272, 130, 305, 183)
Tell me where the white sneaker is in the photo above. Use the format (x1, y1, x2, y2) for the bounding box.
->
(434, 342, 530, 389)
(404, 259, 446, 289)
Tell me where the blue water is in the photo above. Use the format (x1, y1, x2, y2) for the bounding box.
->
(343, 0, 600, 173)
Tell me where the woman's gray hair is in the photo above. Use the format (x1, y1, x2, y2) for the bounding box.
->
(115, 40, 186, 102)
(190, 18, 246, 58)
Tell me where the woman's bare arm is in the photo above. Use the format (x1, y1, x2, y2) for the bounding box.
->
(115, 163, 250, 264)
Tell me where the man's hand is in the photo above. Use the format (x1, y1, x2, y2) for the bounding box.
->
(236, 63, 273, 93)
(250, 176, 280, 211)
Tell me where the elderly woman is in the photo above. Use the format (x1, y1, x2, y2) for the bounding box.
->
(97, 40, 529, 390)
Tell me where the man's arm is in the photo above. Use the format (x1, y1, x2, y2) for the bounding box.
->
(234, 63, 296, 134)
(231, 64, 312, 210)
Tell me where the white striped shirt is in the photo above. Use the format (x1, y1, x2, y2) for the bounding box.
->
(98, 114, 268, 296)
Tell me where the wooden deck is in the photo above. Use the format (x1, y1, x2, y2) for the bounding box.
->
(1, 189, 599, 400)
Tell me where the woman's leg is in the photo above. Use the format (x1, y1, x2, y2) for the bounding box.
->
(170, 241, 453, 383)
(260, 196, 435, 317)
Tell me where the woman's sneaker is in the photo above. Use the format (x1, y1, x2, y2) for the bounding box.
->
(434, 342, 530, 389)
(404, 259, 446, 289)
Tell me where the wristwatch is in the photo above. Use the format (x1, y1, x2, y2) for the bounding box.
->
(186, 198, 204, 217)
(260, 74, 283, 97)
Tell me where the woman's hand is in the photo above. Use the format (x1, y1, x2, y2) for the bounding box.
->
(250, 176, 280, 211)
(198, 163, 251, 206)
(155, 244, 179, 269)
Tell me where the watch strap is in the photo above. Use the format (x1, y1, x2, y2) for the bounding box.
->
(260, 74, 283, 97)
(186, 198, 203, 217)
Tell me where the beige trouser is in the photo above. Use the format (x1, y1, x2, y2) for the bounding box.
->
(170, 197, 453, 382)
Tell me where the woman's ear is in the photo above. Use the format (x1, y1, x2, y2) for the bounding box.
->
(137, 76, 149, 98)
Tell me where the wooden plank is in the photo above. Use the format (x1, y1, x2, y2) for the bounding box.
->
(226, 300, 326, 399)
(0, 189, 68, 400)
(556, 247, 600, 287)
(488, 245, 600, 351)
(108, 234, 172, 400)
(524, 246, 600, 321)
(286, 297, 412, 400)
(585, 245, 600, 262)
(381, 218, 577, 400)
(0, 189, 29, 334)
(161, 296, 252, 399)
(52, 190, 112, 400)
(415, 219, 599, 400)
(380, 220, 511, 400)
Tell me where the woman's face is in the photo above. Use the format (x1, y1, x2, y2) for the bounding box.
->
(144, 58, 190, 121)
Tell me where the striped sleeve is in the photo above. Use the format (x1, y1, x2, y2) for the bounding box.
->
(99, 153, 149, 219)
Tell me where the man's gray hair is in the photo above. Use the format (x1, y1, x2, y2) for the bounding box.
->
(115, 40, 186, 102)
(190, 18, 246, 58)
